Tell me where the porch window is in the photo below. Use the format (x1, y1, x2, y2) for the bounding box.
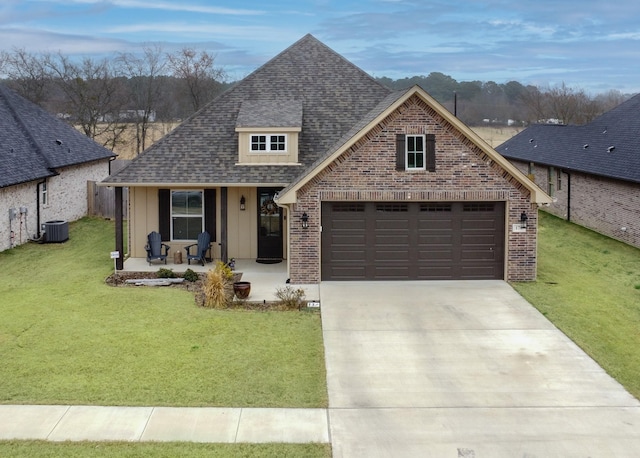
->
(251, 134, 287, 152)
(171, 190, 203, 240)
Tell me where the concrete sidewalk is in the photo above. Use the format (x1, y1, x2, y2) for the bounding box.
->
(0, 405, 329, 443)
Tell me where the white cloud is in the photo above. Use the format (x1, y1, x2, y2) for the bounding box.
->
(28, 0, 265, 15)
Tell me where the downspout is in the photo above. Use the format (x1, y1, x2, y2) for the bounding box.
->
(36, 179, 46, 238)
(565, 171, 572, 222)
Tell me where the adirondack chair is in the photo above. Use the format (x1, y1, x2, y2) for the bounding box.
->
(184, 231, 211, 266)
(145, 231, 170, 265)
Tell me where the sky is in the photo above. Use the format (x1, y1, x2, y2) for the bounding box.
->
(1, 0, 640, 94)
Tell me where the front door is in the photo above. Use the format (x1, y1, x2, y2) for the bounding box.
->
(257, 187, 283, 263)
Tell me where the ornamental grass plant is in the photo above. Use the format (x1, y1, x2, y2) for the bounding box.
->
(202, 261, 234, 308)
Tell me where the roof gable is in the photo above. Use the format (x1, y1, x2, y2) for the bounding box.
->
(0, 84, 115, 188)
(104, 34, 392, 186)
(498, 93, 640, 183)
(276, 85, 551, 204)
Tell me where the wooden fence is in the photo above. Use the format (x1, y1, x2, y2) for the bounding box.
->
(87, 181, 128, 219)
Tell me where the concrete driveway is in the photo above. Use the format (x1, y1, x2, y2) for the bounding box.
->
(320, 280, 640, 457)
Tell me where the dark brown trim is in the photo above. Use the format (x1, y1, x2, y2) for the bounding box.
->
(158, 189, 170, 241)
(426, 133, 436, 172)
(219, 187, 228, 263)
(395, 134, 405, 171)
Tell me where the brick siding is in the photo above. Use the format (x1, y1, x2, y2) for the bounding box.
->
(288, 95, 538, 283)
(511, 159, 640, 249)
(0, 161, 111, 252)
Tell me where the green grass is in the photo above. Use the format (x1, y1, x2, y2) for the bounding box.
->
(0, 441, 331, 457)
(0, 217, 327, 408)
(512, 212, 640, 399)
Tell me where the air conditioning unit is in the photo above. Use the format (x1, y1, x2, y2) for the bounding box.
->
(42, 220, 69, 243)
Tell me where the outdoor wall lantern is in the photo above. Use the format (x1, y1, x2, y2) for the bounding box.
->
(301, 212, 309, 229)
(240, 195, 246, 211)
(520, 211, 528, 228)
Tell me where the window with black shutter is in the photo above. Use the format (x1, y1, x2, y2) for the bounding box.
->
(158, 188, 216, 241)
(396, 133, 436, 172)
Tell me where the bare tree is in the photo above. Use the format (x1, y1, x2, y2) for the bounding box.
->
(520, 86, 548, 123)
(595, 89, 628, 113)
(2, 48, 51, 106)
(166, 47, 226, 113)
(117, 45, 167, 154)
(45, 53, 127, 149)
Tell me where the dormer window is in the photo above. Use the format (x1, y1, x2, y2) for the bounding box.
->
(236, 99, 302, 165)
(251, 134, 287, 152)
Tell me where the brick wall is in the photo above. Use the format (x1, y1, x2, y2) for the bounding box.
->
(0, 160, 111, 252)
(288, 95, 538, 283)
(511, 159, 640, 249)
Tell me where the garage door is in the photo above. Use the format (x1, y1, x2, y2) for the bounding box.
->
(321, 201, 505, 280)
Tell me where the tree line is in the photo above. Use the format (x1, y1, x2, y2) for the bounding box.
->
(1, 47, 633, 154)
(377, 73, 630, 126)
(1, 46, 231, 154)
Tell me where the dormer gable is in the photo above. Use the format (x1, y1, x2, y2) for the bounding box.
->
(235, 99, 302, 165)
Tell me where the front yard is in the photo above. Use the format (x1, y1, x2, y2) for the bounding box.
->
(0, 217, 327, 408)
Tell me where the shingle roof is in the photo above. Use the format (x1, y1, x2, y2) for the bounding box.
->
(236, 100, 303, 128)
(0, 84, 115, 188)
(104, 34, 392, 186)
(497, 94, 640, 184)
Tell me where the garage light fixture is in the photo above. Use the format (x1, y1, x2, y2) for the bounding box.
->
(520, 211, 528, 229)
(301, 212, 309, 229)
(240, 195, 246, 211)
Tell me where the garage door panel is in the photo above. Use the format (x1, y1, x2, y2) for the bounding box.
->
(417, 266, 455, 280)
(332, 234, 366, 245)
(460, 265, 498, 279)
(331, 250, 367, 261)
(328, 266, 367, 280)
(418, 249, 453, 260)
(419, 234, 453, 245)
(322, 201, 504, 281)
(461, 249, 498, 261)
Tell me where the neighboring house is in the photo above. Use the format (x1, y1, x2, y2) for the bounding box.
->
(103, 35, 550, 282)
(0, 84, 116, 252)
(497, 94, 640, 249)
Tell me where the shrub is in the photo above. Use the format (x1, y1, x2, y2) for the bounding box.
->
(183, 268, 199, 282)
(274, 286, 306, 310)
(202, 261, 234, 309)
(157, 267, 176, 278)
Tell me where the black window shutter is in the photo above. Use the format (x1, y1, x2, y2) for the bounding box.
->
(204, 188, 216, 242)
(396, 134, 405, 171)
(158, 189, 170, 241)
(426, 134, 436, 172)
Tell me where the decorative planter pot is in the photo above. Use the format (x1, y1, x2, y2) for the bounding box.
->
(233, 281, 251, 299)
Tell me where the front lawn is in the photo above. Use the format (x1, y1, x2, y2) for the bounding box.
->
(512, 212, 640, 399)
(0, 441, 331, 458)
(0, 218, 327, 408)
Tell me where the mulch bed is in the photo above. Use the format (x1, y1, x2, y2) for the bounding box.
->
(104, 271, 303, 311)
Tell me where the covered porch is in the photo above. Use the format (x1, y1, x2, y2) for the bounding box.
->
(117, 257, 319, 305)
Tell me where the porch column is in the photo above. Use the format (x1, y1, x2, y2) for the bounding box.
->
(220, 187, 228, 263)
(115, 186, 124, 270)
